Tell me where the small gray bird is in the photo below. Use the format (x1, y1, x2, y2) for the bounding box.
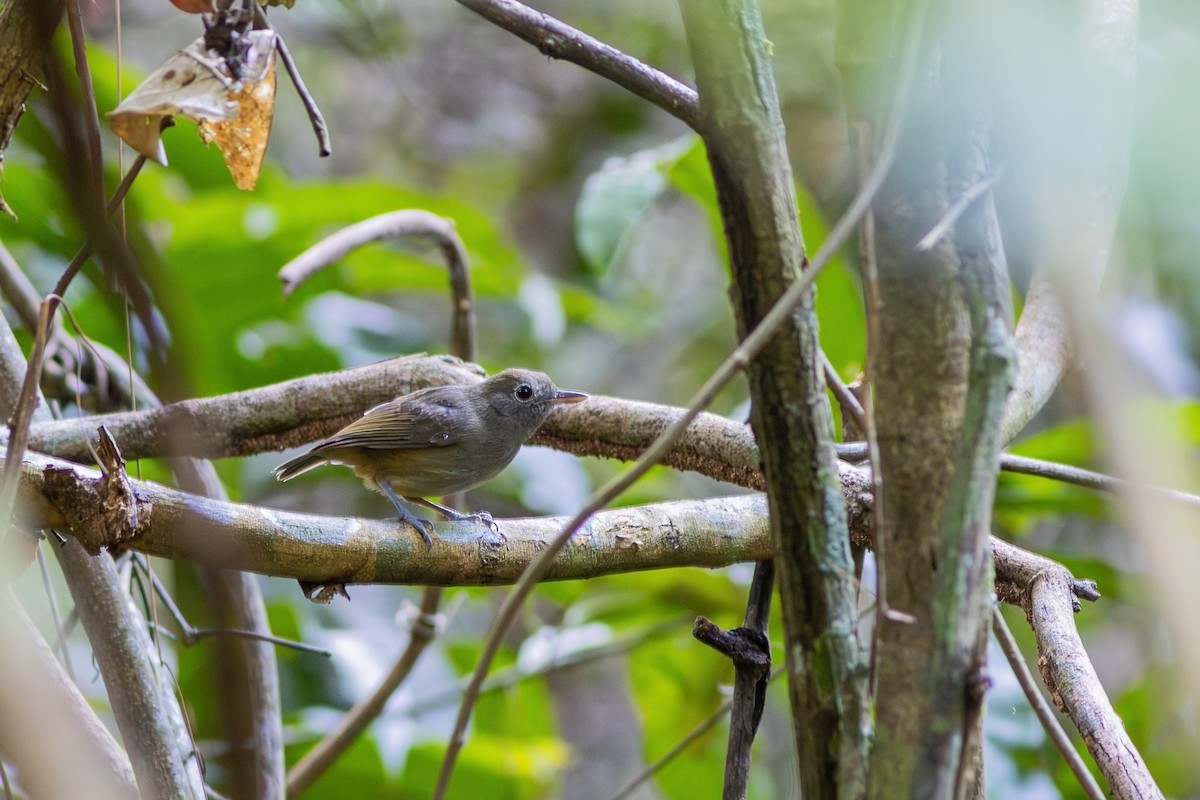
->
(274, 368, 587, 545)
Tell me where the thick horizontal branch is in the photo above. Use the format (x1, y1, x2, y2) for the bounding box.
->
(20, 448, 773, 585)
(17, 447, 1074, 605)
(29, 357, 1193, 518)
(27, 355, 765, 490)
(28, 355, 483, 463)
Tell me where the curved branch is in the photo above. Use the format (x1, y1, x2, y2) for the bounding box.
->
(453, 0, 699, 130)
(277, 210, 475, 359)
(279, 206, 478, 795)
(991, 606, 1106, 800)
(998, 276, 1072, 444)
(999, 541, 1163, 800)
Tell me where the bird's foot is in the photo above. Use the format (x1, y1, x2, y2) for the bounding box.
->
(377, 479, 436, 547)
(410, 517, 435, 548)
(444, 508, 499, 533)
(383, 509, 435, 547)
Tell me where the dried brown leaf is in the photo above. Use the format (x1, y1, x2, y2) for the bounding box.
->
(108, 28, 277, 190)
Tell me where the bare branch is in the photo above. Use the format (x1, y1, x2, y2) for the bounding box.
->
(23, 448, 773, 582)
(252, 4, 331, 157)
(285, 591, 441, 797)
(0, 593, 139, 800)
(0, 320, 205, 799)
(28, 354, 487, 462)
(1006, 545, 1163, 799)
(991, 606, 1105, 800)
(453, 0, 698, 130)
(277, 210, 476, 357)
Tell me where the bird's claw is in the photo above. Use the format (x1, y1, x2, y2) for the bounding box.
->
(411, 518, 435, 548)
(471, 511, 499, 532)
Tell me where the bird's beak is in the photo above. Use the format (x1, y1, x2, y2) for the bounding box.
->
(552, 389, 588, 405)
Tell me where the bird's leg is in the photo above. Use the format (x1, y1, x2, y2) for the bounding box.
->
(377, 478, 435, 547)
(408, 497, 499, 532)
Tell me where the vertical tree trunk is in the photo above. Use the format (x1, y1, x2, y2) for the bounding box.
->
(680, 1, 869, 797)
(866, 19, 1012, 800)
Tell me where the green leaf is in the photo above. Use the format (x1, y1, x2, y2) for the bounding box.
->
(402, 734, 566, 799)
(285, 733, 388, 800)
(575, 138, 691, 275)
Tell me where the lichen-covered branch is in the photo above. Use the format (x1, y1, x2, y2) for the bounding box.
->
(994, 538, 1163, 800)
(679, 2, 868, 795)
(26, 355, 764, 489)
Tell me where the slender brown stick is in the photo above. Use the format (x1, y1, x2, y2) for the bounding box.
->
(609, 666, 787, 800)
(252, 4, 331, 157)
(278, 209, 475, 357)
(1000, 453, 1200, 509)
(65, 0, 104, 208)
(285, 591, 442, 797)
(453, 0, 698, 130)
(135, 556, 330, 656)
(991, 606, 1105, 800)
(51, 151, 152, 301)
(0, 296, 60, 537)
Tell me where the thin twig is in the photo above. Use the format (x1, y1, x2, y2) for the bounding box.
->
(285, 591, 441, 797)
(133, 557, 331, 657)
(36, 543, 75, 681)
(852, 116, 912, 669)
(821, 351, 866, 433)
(51, 152, 153, 302)
(916, 167, 1004, 252)
(1000, 453, 1200, 508)
(65, 0, 105, 210)
(0, 296, 60, 538)
(609, 665, 787, 800)
(252, 4, 331, 157)
(431, 7, 915, 784)
(835, 443, 1200, 508)
(453, 0, 699, 130)
(991, 606, 1105, 800)
(390, 616, 680, 718)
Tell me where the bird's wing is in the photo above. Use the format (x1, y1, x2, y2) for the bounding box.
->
(314, 386, 472, 451)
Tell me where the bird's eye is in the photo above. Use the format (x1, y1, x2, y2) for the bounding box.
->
(515, 383, 534, 401)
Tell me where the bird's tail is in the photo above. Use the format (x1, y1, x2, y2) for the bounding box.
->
(273, 452, 327, 482)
